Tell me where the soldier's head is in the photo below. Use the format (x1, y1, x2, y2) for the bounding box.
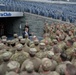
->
(43, 33, 48, 38)
(7, 40, 11, 46)
(7, 61, 20, 73)
(11, 40, 16, 47)
(47, 51, 54, 59)
(18, 36, 23, 42)
(29, 48, 37, 57)
(32, 36, 37, 41)
(53, 45, 61, 54)
(1, 35, 7, 39)
(13, 34, 18, 38)
(42, 58, 52, 71)
(2, 52, 12, 62)
(0, 43, 4, 50)
(39, 43, 45, 50)
(65, 64, 76, 75)
(25, 61, 34, 73)
(24, 34, 28, 38)
(52, 39, 58, 45)
(1, 39, 7, 45)
(20, 39, 26, 45)
(34, 39, 39, 46)
(66, 39, 74, 47)
(16, 44, 23, 51)
(60, 52, 67, 62)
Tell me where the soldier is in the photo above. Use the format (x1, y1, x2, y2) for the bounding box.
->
(9, 40, 16, 54)
(20, 61, 40, 75)
(18, 36, 23, 42)
(6, 40, 11, 50)
(1, 35, 7, 39)
(41, 33, 52, 45)
(6, 61, 20, 75)
(31, 39, 40, 52)
(13, 34, 19, 45)
(57, 35, 66, 51)
(65, 63, 76, 75)
(56, 52, 71, 75)
(0, 52, 12, 75)
(1, 39, 10, 51)
(43, 22, 50, 33)
(24, 34, 31, 47)
(39, 58, 52, 75)
(36, 43, 47, 59)
(65, 39, 74, 61)
(71, 48, 76, 67)
(53, 45, 61, 63)
(21, 48, 41, 72)
(1, 39, 7, 45)
(11, 44, 29, 65)
(0, 43, 6, 54)
(20, 38, 30, 53)
(47, 51, 58, 71)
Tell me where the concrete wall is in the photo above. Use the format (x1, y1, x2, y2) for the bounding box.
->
(13, 12, 72, 37)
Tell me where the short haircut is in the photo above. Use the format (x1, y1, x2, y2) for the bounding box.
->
(67, 39, 74, 45)
(66, 64, 76, 75)
(60, 52, 67, 61)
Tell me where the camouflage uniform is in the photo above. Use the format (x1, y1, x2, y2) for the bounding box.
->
(20, 39, 30, 53)
(56, 61, 71, 75)
(39, 58, 52, 75)
(36, 43, 47, 59)
(13, 34, 19, 45)
(21, 48, 41, 72)
(20, 61, 40, 75)
(65, 46, 74, 61)
(11, 44, 29, 65)
(24, 34, 31, 47)
(9, 40, 17, 54)
(0, 52, 12, 75)
(6, 61, 20, 75)
(47, 51, 58, 71)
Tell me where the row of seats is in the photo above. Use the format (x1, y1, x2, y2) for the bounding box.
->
(0, 0, 76, 23)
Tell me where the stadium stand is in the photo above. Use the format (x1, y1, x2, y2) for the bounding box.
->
(0, 0, 76, 23)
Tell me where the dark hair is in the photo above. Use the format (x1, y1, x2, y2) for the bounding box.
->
(67, 39, 74, 45)
(60, 52, 67, 61)
(66, 64, 76, 75)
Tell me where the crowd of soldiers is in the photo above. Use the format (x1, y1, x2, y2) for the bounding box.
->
(0, 22, 76, 75)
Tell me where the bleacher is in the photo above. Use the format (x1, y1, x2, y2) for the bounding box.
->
(0, 0, 76, 23)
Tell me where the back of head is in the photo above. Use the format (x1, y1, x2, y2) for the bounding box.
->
(2, 52, 12, 61)
(29, 48, 37, 57)
(25, 61, 34, 73)
(60, 52, 67, 61)
(66, 64, 76, 75)
(20, 39, 26, 45)
(0, 43, 4, 50)
(1, 35, 7, 39)
(16, 44, 23, 51)
(13, 34, 18, 38)
(42, 58, 52, 71)
(7, 61, 20, 72)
